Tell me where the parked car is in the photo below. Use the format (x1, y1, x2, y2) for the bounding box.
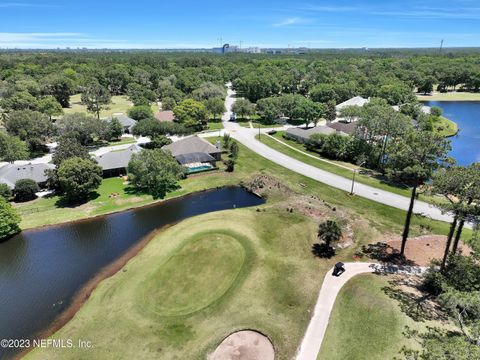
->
(229, 113, 237, 121)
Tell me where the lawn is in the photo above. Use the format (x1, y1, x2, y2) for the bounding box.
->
(319, 274, 441, 360)
(258, 132, 416, 197)
(17, 136, 465, 242)
(433, 116, 458, 137)
(206, 121, 224, 131)
(417, 91, 480, 101)
(237, 120, 282, 129)
(107, 137, 137, 146)
(26, 209, 326, 360)
(63, 94, 159, 118)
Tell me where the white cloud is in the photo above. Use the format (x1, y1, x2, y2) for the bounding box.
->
(273, 17, 311, 27)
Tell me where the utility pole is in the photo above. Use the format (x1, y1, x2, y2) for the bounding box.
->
(439, 39, 444, 54)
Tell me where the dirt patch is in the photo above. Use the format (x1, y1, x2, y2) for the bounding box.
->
(244, 175, 365, 248)
(384, 235, 471, 266)
(209, 330, 275, 360)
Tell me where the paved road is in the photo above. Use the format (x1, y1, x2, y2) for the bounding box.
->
(296, 262, 426, 360)
(219, 86, 453, 224)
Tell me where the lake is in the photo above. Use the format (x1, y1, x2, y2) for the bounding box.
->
(0, 187, 264, 360)
(425, 101, 480, 166)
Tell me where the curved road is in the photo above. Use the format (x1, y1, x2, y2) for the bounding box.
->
(295, 263, 425, 360)
(219, 86, 454, 224)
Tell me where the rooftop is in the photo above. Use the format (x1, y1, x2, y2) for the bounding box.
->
(336, 96, 370, 111)
(155, 110, 175, 122)
(163, 136, 221, 157)
(106, 114, 137, 129)
(0, 163, 55, 189)
(286, 126, 338, 140)
(93, 144, 142, 171)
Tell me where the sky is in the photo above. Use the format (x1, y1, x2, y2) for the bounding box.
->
(0, 0, 479, 49)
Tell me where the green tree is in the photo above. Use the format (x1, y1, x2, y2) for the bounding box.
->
(52, 136, 90, 166)
(14, 179, 39, 202)
(204, 97, 226, 120)
(4, 110, 53, 153)
(81, 83, 112, 119)
(143, 135, 172, 149)
(0, 91, 38, 111)
(57, 157, 103, 203)
(430, 106, 443, 117)
(161, 97, 176, 110)
(325, 100, 337, 123)
(192, 82, 226, 101)
(0, 197, 20, 241)
(229, 141, 239, 159)
(432, 165, 480, 268)
(173, 99, 208, 128)
(417, 75, 436, 95)
(128, 149, 184, 199)
(128, 105, 154, 121)
(42, 75, 74, 108)
(0, 184, 12, 200)
(38, 96, 63, 120)
(108, 118, 124, 141)
(56, 113, 104, 146)
(0, 134, 29, 163)
(232, 98, 255, 120)
(385, 131, 451, 256)
(256, 97, 281, 122)
(318, 220, 342, 247)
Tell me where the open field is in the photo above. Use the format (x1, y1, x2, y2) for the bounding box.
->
(26, 209, 326, 360)
(63, 94, 159, 118)
(319, 274, 442, 360)
(417, 92, 480, 101)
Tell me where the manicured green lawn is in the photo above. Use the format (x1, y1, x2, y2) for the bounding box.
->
(237, 120, 282, 128)
(63, 94, 159, 118)
(107, 137, 137, 146)
(319, 274, 440, 360)
(206, 121, 224, 131)
(26, 209, 325, 360)
(433, 116, 458, 137)
(417, 92, 480, 101)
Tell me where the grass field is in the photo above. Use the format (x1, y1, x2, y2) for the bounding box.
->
(22, 137, 468, 359)
(318, 274, 445, 360)
(417, 91, 480, 101)
(63, 94, 159, 118)
(433, 116, 458, 137)
(26, 209, 326, 360)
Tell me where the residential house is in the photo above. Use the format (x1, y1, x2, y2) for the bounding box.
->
(93, 144, 142, 177)
(285, 126, 341, 143)
(0, 163, 55, 189)
(326, 121, 359, 136)
(162, 136, 222, 173)
(107, 114, 137, 134)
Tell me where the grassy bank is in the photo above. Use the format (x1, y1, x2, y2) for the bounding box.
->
(319, 274, 440, 360)
(258, 132, 424, 199)
(17, 136, 463, 240)
(433, 116, 458, 137)
(26, 209, 326, 360)
(63, 94, 159, 118)
(417, 92, 480, 101)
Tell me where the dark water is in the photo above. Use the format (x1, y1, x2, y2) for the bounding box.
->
(425, 101, 480, 166)
(0, 187, 264, 359)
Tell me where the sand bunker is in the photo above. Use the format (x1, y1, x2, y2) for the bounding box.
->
(209, 330, 275, 360)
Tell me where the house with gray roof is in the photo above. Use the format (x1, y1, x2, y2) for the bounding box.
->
(326, 121, 359, 136)
(93, 144, 142, 177)
(163, 136, 222, 160)
(285, 126, 341, 143)
(107, 114, 137, 134)
(0, 163, 55, 189)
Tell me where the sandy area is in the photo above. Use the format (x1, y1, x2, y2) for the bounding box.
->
(209, 330, 275, 360)
(386, 235, 471, 266)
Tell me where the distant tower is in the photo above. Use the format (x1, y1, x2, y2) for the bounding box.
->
(439, 39, 444, 54)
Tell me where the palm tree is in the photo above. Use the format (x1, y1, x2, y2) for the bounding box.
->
(318, 220, 342, 246)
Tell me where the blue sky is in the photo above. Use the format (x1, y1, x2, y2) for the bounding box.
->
(0, 0, 479, 49)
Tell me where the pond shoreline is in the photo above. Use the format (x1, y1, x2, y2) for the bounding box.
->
(14, 185, 265, 359)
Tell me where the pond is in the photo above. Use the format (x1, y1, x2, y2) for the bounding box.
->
(425, 101, 480, 166)
(0, 187, 264, 359)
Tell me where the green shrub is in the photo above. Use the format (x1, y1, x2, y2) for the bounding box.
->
(14, 179, 39, 202)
